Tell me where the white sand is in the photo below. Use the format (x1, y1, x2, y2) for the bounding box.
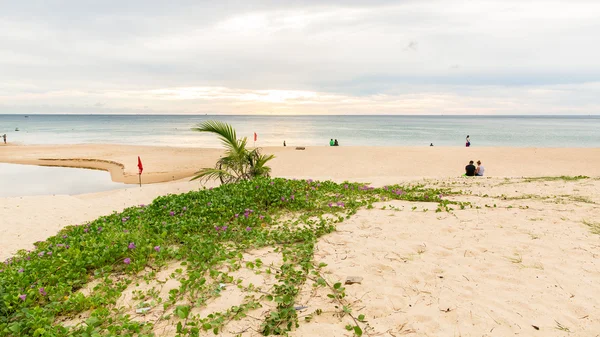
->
(1, 144, 600, 335)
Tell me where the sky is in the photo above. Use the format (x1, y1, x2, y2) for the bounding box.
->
(1, 0, 599, 115)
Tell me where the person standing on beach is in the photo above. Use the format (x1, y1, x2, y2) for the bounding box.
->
(334, 139, 339, 146)
(465, 160, 476, 176)
(466, 135, 471, 147)
(2, 134, 6, 144)
(283, 140, 286, 147)
(330, 139, 334, 146)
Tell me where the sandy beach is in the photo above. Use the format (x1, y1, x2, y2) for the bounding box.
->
(1, 144, 600, 336)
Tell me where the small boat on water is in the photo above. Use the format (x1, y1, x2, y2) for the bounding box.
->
(15, 128, 19, 131)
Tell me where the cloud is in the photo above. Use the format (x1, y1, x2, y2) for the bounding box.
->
(0, 0, 599, 114)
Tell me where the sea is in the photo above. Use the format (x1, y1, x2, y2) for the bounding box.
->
(1, 114, 599, 148)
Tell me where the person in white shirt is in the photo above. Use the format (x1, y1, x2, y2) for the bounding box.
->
(475, 160, 485, 176)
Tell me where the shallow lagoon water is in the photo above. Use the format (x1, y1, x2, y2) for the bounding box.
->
(0, 163, 128, 197)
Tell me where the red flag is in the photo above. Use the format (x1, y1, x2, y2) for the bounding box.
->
(137, 156, 143, 174)
(254, 132, 257, 142)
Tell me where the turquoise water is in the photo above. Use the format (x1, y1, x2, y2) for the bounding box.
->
(0, 163, 127, 197)
(0, 115, 599, 148)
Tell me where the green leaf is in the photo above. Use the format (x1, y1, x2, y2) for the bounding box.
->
(354, 326, 363, 336)
(333, 282, 342, 289)
(202, 323, 212, 330)
(213, 327, 219, 335)
(358, 314, 365, 322)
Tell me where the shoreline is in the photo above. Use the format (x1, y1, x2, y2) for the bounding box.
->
(1, 144, 599, 185)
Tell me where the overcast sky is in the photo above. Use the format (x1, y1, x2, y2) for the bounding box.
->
(1, 0, 599, 115)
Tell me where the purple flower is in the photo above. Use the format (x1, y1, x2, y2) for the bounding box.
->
(122, 218, 128, 222)
(62, 235, 68, 239)
(424, 195, 429, 199)
(439, 194, 443, 199)
(124, 258, 131, 264)
(270, 181, 274, 185)
(140, 204, 145, 207)
(337, 202, 345, 207)
(154, 246, 160, 252)
(281, 197, 286, 201)
(308, 179, 313, 183)
(235, 214, 239, 218)
(97, 227, 103, 232)
(25, 256, 31, 261)
(215, 226, 220, 231)
(291, 195, 295, 200)
(207, 202, 212, 206)
(47, 251, 52, 256)
(222, 226, 228, 231)
(259, 215, 265, 220)
(66, 245, 70, 249)
(123, 229, 129, 233)
(84, 228, 89, 233)
(328, 203, 333, 207)
(182, 207, 187, 211)
(38, 251, 45, 257)
(244, 213, 249, 219)
(19, 294, 26, 301)
(128, 242, 136, 249)
(246, 227, 252, 231)
(18, 268, 24, 273)
(163, 206, 167, 209)
(39, 287, 47, 296)
(255, 185, 259, 189)
(169, 211, 175, 216)
(0, 270, 3, 273)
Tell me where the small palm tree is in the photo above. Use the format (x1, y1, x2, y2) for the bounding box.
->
(191, 121, 275, 184)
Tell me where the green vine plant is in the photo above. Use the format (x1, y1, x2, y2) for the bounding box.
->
(0, 178, 466, 337)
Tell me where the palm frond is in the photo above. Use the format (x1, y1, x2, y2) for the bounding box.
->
(190, 167, 236, 182)
(191, 121, 275, 184)
(191, 121, 241, 154)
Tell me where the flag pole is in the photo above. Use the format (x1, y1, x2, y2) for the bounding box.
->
(139, 173, 141, 187)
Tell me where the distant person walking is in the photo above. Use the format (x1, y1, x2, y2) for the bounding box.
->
(466, 135, 471, 147)
(465, 160, 476, 176)
(430, 143, 433, 147)
(2, 134, 6, 144)
(475, 160, 485, 176)
(334, 139, 339, 146)
(330, 139, 334, 146)
(283, 140, 286, 147)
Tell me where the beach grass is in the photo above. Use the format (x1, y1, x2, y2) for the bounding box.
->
(0, 178, 462, 337)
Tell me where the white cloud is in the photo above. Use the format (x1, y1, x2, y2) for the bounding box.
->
(0, 0, 599, 114)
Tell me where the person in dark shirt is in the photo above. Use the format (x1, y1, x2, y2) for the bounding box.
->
(334, 139, 339, 146)
(465, 160, 476, 176)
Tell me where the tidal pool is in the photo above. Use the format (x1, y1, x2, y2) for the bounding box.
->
(0, 163, 129, 197)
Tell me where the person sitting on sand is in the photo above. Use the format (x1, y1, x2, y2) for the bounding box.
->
(330, 139, 334, 146)
(334, 139, 339, 146)
(430, 143, 433, 146)
(465, 160, 476, 176)
(475, 160, 485, 176)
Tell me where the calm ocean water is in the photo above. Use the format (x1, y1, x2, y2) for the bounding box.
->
(0, 115, 599, 148)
